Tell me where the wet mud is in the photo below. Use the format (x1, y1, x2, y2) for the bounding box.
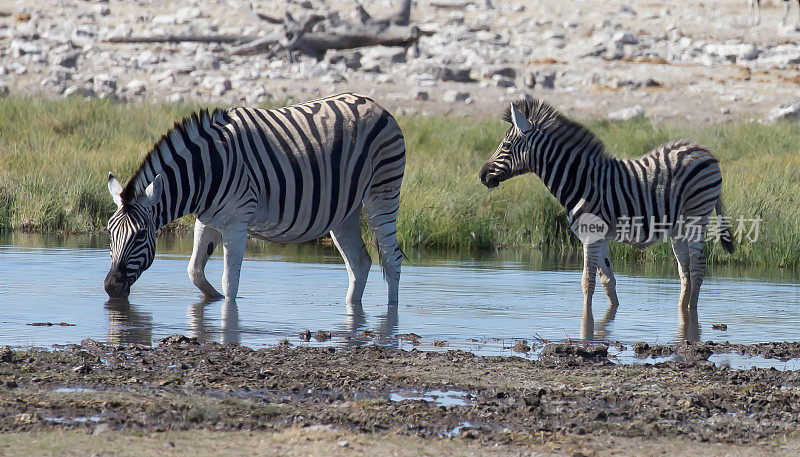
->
(2, 337, 800, 446)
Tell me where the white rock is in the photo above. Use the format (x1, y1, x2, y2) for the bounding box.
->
(443, 90, 470, 103)
(93, 4, 110, 16)
(704, 43, 759, 63)
(608, 105, 645, 121)
(360, 46, 406, 65)
(10, 40, 41, 58)
(63, 85, 95, 98)
(612, 31, 639, 45)
(152, 15, 177, 26)
(492, 74, 516, 88)
(93, 74, 117, 91)
(125, 79, 146, 95)
(766, 100, 800, 123)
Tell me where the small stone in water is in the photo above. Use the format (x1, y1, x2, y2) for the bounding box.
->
(314, 331, 332, 342)
(712, 324, 728, 330)
(512, 340, 531, 353)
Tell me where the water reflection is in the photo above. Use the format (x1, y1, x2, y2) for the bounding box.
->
(678, 307, 701, 342)
(345, 303, 368, 333)
(580, 303, 618, 341)
(221, 300, 239, 345)
(4, 233, 800, 354)
(340, 303, 399, 348)
(105, 299, 153, 346)
(188, 299, 241, 344)
(379, 304, 399, 339)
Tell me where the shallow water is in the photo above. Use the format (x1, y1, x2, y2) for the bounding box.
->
(2, 233, 800, 367)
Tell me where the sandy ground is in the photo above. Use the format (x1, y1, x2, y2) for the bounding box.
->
(3, 429, 800, 457)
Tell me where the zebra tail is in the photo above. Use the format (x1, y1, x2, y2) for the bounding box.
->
(716, 198, 735, 254)
(372, 237, 408, 281)
(374, 237, 386, 280)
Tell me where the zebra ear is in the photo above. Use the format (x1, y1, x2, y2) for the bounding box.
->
(144, 175, 163, 206)
(510, 104, 532, 132)
(143, 174, 163, 207)
(108, 172, 123, 208)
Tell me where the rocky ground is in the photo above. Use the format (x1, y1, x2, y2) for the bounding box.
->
(2, 337, 800, 455)
(1, 0, 800, 124)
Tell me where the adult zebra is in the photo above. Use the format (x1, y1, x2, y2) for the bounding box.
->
(105, 93, 406, 305)
(479, 99, 734, 313)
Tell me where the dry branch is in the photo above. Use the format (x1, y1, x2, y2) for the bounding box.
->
(106, 34, 255, 44)
(301, 26, 421, 53)
(108, 0, 420, 60)
(429, 0, 472, 9)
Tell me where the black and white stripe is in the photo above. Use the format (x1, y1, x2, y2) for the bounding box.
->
(105, 93, 405, 305)
(479, 99, 733, 318)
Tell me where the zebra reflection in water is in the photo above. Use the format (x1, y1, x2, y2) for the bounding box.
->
(105, 299, 153, 346)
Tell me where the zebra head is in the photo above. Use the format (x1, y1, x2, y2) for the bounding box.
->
(480, 102, 534, 189)
(104, 172, 162, 298)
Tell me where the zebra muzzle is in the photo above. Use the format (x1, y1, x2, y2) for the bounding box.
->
(480, 171, 501, 189)
(104, 268, 131, 298)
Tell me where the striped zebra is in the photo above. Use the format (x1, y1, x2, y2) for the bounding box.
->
(105, 93, 406, 305)
(479, 99, 734, 313)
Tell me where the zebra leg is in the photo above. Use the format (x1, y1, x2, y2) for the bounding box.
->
(596, 240, 620, 309)
(671, 238, 691, 308)
(687, 225, 708, 309)
(364, 187, 402, 306)
(188, 220, 223, 300)
(220, 223, 248, 301)
(330, 208, 372, 306)
(581, 241, 602, 314)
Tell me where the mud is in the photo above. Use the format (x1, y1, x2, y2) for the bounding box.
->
(2, 337, 800, 446)
(631, 340, 800, 361)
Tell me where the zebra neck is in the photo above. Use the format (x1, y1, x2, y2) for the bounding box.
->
(121, 108, 231, 230)
(130, 153, 210, 231)
(534, 141, 609, 218)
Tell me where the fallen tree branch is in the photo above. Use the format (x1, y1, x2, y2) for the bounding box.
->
(255, 12, 283, 24)
(106, 34, 255, 44)
(430, 0, 473, 9)
(231, 26, 421, 56)
(300, 26, 420, 53)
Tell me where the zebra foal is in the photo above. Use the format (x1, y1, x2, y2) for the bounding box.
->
(105, 93, 405, 305)
(479, 99, 734, 314)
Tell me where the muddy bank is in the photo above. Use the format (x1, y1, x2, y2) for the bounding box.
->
(2, 337, 800, 446)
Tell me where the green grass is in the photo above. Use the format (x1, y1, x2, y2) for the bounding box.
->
(1, 96, 799, 267)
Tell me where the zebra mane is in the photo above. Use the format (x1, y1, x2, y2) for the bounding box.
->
(502, 98, 606, 154)
(120, 108, 225, 207)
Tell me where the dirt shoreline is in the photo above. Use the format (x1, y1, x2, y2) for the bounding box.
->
(2, 336, 800, 455)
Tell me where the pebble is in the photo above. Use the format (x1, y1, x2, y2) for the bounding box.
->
(766, 99, 800, 123)
(443, 90, 471, 103)
(608, 105, 645, 121)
